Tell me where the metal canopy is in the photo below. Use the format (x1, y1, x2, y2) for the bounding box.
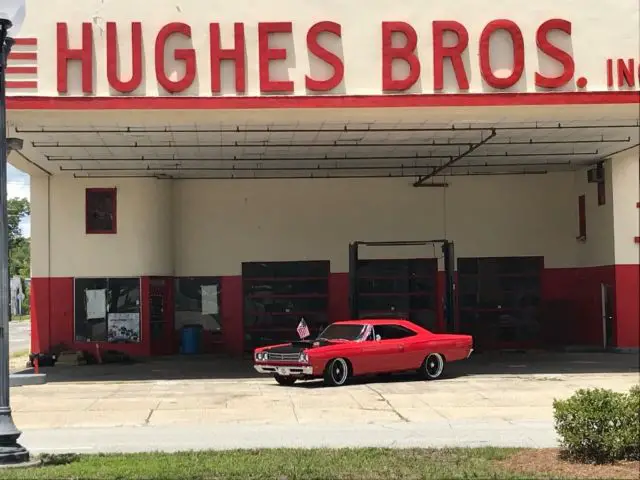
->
(7, 106, 640, 181)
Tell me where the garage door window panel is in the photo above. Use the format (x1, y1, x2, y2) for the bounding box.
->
(457, 256, 543, 349)
(74, 277, 141, 343)
(86, 188, 117, 234)
(355, 258, 437, 329)
(174, 277, 222, 332)
(242, 261, 329, 349)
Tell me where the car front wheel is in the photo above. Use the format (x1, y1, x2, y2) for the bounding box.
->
(421, 353, 445, 380)
(323, 358, 350, 387)
(274, 374, 297, 386)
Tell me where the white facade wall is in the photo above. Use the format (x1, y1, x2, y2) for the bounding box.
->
(175, 174, 577, 275)
(31, 176, 174, 278)
(12, 0, 640, 97)
(31, 172, 583, 278)
(572, 160, 616, 268)
(612, 148, 640, 265)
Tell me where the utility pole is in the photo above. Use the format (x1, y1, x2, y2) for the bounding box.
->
(0, 0, 31, 466)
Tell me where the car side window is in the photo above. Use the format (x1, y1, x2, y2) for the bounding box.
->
(376, 324, 417, 340)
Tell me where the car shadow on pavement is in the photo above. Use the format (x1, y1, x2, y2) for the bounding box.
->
(22, 350, 639, 385)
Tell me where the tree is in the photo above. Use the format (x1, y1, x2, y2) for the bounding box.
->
(8, 197, 30, 278)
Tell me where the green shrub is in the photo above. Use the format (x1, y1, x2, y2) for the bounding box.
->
(553, 387, 628, 463)
(621, 385, 640, 460)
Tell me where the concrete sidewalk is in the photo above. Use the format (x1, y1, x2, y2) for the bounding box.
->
(9, 352, 639, 453)
(10, 371, 638, 430)
(20, 420, 557, 454)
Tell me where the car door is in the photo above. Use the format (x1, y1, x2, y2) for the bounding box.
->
(356, 325, 401, 374)
(377, 324, 422, 371)
(360, 324, 416, 373)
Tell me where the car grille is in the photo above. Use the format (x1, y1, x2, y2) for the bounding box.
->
(265, 352, 300, 362)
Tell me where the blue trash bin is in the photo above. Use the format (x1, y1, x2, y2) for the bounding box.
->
(180, 325, 203, 355)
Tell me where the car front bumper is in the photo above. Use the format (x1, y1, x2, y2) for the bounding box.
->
(254, 364, 313, 376)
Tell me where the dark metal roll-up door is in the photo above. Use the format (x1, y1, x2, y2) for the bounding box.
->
(354, 258, 439, 331)
(457, 256, 544, 350)
(242, 260, 330, 351)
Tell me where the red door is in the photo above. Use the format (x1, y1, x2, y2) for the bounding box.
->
(148, 277, 174, 356)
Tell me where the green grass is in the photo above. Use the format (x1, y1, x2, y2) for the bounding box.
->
(0, 448, 546, 480)
(10, 315, 30, 322)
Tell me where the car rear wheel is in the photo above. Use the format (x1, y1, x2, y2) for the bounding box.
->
(421, 353, 445, 380)
(323, 358, 350, 387)
(274, 374, 297, 386)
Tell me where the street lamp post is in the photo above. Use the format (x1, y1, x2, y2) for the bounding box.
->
(0, 0, 31, 466)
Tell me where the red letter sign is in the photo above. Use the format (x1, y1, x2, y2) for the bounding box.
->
(57, 22, 93, 94)
(107, 22, 143, 93)
(258, 22, 294, 93)
(535, 19, 575, 89)
(479, 20, 525, 89)
(305, 21, 344, 92)
(155, 22, 197, 93)
(210, 23, 246, 94)
(382, 22, 420, 91)
(432, 21, 470, 91)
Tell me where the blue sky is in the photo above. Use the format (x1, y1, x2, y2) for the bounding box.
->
(8, 164, 30, 238)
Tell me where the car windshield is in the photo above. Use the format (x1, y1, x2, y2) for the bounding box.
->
(317, 324, 366, 341)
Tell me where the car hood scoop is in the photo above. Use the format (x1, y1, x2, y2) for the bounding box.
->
(266, 339, 336, 354)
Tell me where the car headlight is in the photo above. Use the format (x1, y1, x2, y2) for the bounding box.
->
(299, 352, 309, 364)
(255, 352, 267, 361)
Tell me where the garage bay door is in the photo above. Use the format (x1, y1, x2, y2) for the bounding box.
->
(458, 256, 544, 350)
(354, 258, 439, 331)
(242, 261, 330, 351)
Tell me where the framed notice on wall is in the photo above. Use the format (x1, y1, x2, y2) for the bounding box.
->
(107, 313, 141, 343)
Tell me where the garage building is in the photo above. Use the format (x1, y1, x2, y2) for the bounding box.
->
(7, 0, 639, 357)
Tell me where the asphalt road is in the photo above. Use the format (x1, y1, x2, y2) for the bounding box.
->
(19, 420, 557, 454)
(9, 320, 30, 354)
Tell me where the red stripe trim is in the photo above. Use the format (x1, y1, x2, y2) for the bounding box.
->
(8, 52, 37, 60)
(6, 81, 38, 89)
(5, 91, 640, 110)
(6, 66, 37, 74)
(14, 38, 38, 46)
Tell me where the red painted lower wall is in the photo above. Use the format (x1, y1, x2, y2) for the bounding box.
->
(30, 265, 639, 357)
(542, 266, 616, 346)
(615, 265, 640, 348)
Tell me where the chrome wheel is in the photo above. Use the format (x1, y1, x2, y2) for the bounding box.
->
(324, 358, 349, 386)
(423, 353, 444, 380)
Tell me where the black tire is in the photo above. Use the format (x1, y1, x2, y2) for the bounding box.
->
(274, 374, 297, 386)
(421, 353, 445, 380)
(323, 358, 350, 387)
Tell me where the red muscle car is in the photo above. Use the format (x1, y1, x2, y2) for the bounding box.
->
(253, 319, 473, 387)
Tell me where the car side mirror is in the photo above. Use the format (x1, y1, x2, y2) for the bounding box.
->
(375, 335, 381, 342)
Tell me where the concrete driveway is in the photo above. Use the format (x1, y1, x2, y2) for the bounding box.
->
(9, 351, 640, 453)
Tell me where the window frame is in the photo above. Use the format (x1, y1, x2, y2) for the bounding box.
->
(174, 276, 223, 333)
(377, 324, 418, 340)
(73, 276, 142, 343)
(86, 187, 118, 235)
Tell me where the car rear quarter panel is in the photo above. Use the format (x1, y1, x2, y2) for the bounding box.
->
(426, 334, 473, 362)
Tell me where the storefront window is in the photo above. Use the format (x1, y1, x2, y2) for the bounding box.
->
(74, 277, 141, 343)
(174, 277, 222, 332)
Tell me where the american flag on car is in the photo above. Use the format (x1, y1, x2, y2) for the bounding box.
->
(296, 318, 310, 339)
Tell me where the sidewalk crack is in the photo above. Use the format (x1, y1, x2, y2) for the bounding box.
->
(144, 401, 160, 426)
(365, 385, 409, 422)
